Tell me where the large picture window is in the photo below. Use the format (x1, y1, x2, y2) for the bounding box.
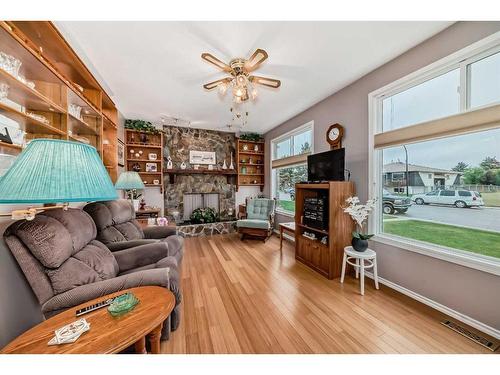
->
(271, 122, 313, 215)
(370, 36, 500, 272)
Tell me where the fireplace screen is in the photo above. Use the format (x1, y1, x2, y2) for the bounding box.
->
(183, 192, 220, 220)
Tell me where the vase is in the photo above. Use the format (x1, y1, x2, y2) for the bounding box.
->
(351, 237, 368, 252)
(132, 199, 140, 212)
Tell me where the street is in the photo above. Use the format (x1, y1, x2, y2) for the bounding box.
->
(397, 204, 500, 232)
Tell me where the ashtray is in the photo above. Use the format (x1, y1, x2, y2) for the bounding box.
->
(107, 292, 139, 317)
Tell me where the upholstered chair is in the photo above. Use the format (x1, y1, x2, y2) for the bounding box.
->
(237, 198, 276, 241)
(83, 200, 183, 264)
(4, 208, 182, 340)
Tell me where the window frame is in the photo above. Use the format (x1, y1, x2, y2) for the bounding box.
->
(271, 121, 314, 217)
(368, 31, 500, 276)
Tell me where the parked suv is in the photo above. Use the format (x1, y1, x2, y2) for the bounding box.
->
(412, 190, 484, 208)
(382, 189, 412, 214)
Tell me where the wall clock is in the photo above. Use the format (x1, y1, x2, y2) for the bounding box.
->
(326, 123, 344, 150)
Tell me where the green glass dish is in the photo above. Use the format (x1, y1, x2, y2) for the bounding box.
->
(107, 292, 140, 317)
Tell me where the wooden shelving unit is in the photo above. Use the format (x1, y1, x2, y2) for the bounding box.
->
(0, 21, 120, 182)
(294, 182, 356, 280)
(125, 129, 164, 193)
(236, 138, 265, 192)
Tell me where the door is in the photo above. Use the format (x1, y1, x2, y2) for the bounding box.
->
(424, 190, 439, 204)
(438, 190, 456, 205)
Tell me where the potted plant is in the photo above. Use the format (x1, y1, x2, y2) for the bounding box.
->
(343, 196, 377, 252)
(189, 207, 219, 224)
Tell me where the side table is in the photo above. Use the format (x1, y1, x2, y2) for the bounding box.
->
(340, 246, 379, 295)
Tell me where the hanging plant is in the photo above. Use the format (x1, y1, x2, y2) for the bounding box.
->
(125, 119, 160, 134)
(239, 132, 263, 142)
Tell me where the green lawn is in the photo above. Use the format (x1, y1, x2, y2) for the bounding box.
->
(482, 192, 500, 207)
(383, 219, 500, 259)
(277, 199, 295, 213)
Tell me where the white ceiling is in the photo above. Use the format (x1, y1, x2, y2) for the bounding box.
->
(56, 21, 453, 133)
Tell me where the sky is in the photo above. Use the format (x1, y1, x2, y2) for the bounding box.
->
(382, 50, 500, 170)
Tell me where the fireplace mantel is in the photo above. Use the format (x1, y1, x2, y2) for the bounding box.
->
(164, 168, 237, 185)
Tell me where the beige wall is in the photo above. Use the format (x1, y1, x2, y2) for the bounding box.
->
(264, 21, 500, 333)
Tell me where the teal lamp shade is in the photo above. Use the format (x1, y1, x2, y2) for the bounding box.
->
(115, 172, 145, 190)
(0, 139, 118, 203)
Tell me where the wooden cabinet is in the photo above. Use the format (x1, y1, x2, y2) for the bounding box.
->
(294, 182, 355, 279)
(0, 21, 119, 182)
(236, 138, 265, 191)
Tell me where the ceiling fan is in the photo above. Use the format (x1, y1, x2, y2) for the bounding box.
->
(202, 48, 281, 102)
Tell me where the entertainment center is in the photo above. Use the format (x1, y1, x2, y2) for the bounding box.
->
(294, 181, 355, 279)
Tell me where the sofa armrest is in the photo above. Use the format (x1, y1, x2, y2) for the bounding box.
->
(106, 239, 159, 252)
(42, 268, 170, 317)
(143, 225, 177, 239)
(113, 242, 172, 273)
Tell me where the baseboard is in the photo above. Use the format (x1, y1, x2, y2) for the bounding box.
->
(365, 271, 500, 340)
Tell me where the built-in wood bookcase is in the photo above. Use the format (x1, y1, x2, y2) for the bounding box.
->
(294, 182, 355, 279)
(125, 129, 164, 193)
(236, 138, 265, 192)
(0, 21, 119, 182)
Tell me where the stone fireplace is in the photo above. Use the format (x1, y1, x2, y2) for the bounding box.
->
(162, 126, 237, 225)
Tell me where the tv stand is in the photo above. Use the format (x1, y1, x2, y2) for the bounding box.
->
(294, 181, 355, 279)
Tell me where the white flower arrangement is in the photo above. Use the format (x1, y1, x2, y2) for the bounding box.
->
(343, 196, 377, 240)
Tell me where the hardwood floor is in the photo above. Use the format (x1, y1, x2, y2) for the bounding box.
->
(161, 234, 491, 354)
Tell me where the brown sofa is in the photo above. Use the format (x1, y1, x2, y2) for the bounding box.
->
(4, 208, 181, 340)
(83, 200, 183, 264)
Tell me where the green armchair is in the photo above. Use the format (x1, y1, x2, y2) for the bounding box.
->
(237, 198, 276, 242)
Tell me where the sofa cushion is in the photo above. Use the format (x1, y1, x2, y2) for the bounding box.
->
(46, 240, 118, 294)
(237, 219, 270, 229)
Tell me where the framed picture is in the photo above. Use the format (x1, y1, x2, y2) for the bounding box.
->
(146, 162, 158, 172)
(189, 150, 216, 165)
(117, 139, 125, 167)
(148, 153, 157, 160)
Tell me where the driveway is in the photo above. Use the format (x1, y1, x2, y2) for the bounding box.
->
(400, 204, 500, 232)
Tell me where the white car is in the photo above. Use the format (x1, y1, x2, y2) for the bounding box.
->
(412, 190, 484, 208)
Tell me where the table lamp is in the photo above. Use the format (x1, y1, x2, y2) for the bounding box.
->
(0, 139, 118, 220)
(114, 171, 145, 211)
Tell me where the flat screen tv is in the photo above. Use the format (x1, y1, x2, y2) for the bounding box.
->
(307, 148, 345, 182)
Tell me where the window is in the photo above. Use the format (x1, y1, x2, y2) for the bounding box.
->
(271, 122, 313, 215)
(382, 69, 460, 131)
(468, 51, 500, 109)
(370, 35, 500, 273)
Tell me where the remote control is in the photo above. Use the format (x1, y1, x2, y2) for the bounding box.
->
(75, 294, 125, 316)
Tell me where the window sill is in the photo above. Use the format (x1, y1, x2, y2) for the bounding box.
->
(275, 209, 295, 218)
(372, 233, 500, 276)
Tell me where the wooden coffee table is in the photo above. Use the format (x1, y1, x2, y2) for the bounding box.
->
(1, 286, 175, 354)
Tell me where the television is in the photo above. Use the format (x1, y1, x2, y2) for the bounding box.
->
(307, 148, 345, 182)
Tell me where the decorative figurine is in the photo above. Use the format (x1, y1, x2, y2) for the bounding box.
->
(243, 144, 248, 151)
(132, 163, 141, 172)
(180, 161, 187, 170)
(222, 160, 228, 169)
(166, 156, 173, 169)
(229, 152, 234, 169)
(254, 144, 259, 152)
(139, 198, 146, 210)
(157, 217, 168, 226)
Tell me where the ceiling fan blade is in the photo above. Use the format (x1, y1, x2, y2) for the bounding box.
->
(201, 53, 231, 72)
(244, 49, 268, 72)
(203, 77, 232, 90)
(249, 75, 281, 88)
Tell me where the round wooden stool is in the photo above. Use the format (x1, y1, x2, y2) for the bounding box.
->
(340, 246, 379, 295)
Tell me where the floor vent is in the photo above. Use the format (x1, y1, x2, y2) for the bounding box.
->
(441, 320, 499, 352)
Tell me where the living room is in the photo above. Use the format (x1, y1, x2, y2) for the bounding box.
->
(1, 0, 499, 372)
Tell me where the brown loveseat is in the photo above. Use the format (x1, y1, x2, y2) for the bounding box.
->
(83, 200, 183, 264)
(4, 208, 182, 340)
